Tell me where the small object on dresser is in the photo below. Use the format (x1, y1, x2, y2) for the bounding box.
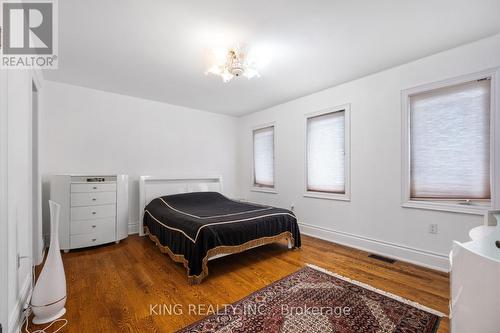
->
(50, 174, 129, 252)
(86, 177, 105, 182)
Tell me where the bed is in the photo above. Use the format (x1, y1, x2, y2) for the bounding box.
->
(139, 176, 301, 283)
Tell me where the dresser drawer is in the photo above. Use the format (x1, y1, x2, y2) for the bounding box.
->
(71, 192, 116, 207)
(71, 183, 117, 193)
(71, 204, 116, 221)
(70, 217, 115, 235)
(70, 229, 116, 249)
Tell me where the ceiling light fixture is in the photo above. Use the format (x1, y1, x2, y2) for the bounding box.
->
(205, 45, 260, 83)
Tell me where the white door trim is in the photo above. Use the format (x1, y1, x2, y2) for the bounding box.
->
(31, 76, 44, 265)
(0, 69, 9, 332)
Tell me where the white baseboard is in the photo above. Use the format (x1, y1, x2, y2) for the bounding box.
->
(298, 222, 450, 272)
(8, 275, 31, 333)
(128, 221, 139, 235)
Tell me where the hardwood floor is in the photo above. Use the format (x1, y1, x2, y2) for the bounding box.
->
(30, 234, 450, 333)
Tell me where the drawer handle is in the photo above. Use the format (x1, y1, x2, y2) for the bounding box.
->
(92, 238, 96, 242)
(92, 212, 96, 215)
(92, 225, 96, 228)
(93, 186, 97, 190)
(92, 198, 97, 201)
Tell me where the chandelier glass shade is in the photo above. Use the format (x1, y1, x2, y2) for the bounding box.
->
(205, 46, 260, 83)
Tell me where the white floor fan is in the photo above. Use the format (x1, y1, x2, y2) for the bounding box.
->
(30, 200, 67, 325)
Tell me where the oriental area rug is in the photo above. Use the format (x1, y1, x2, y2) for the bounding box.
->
(177, 264, 444, 333)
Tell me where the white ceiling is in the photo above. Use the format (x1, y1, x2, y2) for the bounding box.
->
(45, 0, 500, 116)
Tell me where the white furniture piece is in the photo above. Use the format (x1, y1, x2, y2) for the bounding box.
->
(50, 175, 129, 251)
(450, 211, 500, 333)
(31, 201, 67, 324)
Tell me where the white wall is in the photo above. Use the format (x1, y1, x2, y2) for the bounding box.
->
(40, 81, 239, 234)
(2, 68, 42, 333)
(0, 67, 8, 333)
(237, 33, 500, 271)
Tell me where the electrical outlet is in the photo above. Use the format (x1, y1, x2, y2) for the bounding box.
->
(429, 224, 438, 234)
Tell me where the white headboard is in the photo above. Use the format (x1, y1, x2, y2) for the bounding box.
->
(138, 176, 223, 236)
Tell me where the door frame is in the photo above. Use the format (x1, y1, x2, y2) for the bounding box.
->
(31, 71, 43, 265)
(0, 69, 9, 333)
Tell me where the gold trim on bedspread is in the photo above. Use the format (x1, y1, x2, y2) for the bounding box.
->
(144, 226, 295, 284)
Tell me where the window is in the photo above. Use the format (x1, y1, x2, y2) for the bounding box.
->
(305, 106, 350, 200)
(253, 125, 275, 190)
(402, 71, 499, 214)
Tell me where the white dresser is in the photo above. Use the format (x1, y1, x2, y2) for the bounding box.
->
(50, 175, 129, 251)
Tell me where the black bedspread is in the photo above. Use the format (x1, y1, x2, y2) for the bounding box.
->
(143, 192, 301, 281)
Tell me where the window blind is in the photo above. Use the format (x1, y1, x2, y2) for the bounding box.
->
(410, 79, 491, 199)
(307, 111, 345, 193)
(253, 126, 274, 187)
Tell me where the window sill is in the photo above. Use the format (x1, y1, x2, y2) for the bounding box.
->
(303, 191, 350, 201)
(401, 200, 490, 215)
(251, 187, 278, 194)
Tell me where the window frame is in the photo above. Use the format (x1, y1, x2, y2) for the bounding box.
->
(304, 104, 351, 201)
(401, 68, 500, 215)
(251, 122, 277, 194)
